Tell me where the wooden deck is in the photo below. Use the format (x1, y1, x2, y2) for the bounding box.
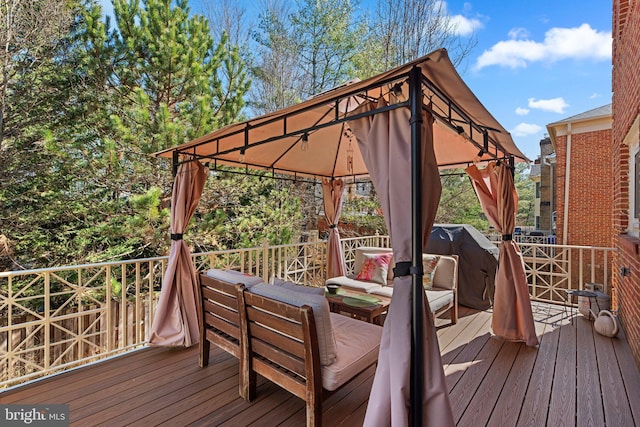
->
(2, 301, 640, 426)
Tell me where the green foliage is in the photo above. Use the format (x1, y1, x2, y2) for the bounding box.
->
(0, 0, 257, 271)
(190, 170, 303, 251)
(436, 171, 489, 231)
(514, 162, 535, 227)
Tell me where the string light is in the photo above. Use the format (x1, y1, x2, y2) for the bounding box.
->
(239, 148, 246, 163)
(301, 132, 309, 152)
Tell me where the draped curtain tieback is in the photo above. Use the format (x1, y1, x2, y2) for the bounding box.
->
(170, 233, 183, 241)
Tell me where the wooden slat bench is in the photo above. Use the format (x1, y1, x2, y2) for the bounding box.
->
(238, 284, 383, 427)
(198, 272, 261, 400)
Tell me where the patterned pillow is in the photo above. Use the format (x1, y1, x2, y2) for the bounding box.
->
(356, 252, 393, 285)
(422, 255, 440, 290)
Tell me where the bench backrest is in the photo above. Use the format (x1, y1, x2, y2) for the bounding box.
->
(239, 290, 323, 424)
(198, 273, 244, 360)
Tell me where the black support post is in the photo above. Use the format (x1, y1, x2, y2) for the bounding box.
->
(409, 66, 424, 426)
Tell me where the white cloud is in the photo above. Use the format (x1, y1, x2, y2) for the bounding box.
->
(528, 97, 569, 113)
(512, 123, 543, 137)
(436, 1, 483, 36)
(449, 14, 483, 36)
(475, 23, 611, 69)
(590, 93, 601, 99)
(515, 107, 530, 115)
(508, 28, 529, 39)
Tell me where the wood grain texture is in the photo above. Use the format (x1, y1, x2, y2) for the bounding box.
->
(2, 303, 640, 427)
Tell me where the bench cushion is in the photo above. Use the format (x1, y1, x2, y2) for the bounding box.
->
(249, 283, 337, 366)
(205, 269, 264, 288)
(272, 277, 325, 295)
(326, 276, 384, 293)
(322, 313, 383, 391)
(367, 286, 454, 313)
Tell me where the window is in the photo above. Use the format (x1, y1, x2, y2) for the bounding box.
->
(535, 182, 540, 198)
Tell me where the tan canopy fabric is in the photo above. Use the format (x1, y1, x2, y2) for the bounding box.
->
(149, 161, 207, 347)
(349, 98, 454, 426)
(466, 163, 538, 347)
(322, 178, 346, 278)
(155, 49, 527, 179)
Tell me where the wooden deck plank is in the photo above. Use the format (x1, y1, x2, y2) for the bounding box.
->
(612, 326, 640, 425)
(448, 333, 505, 424)
(443, 310, 493, 392)
(517, 308, 563, 426)
(80, 355, 239, 425)
(594, 326, 636, 427)
(576, 316, 605, 427)
(2, 302, 639, 427)
(457, 341, 521, 427)
(485, 303, 551, 427)
(547, 316, 577, 427)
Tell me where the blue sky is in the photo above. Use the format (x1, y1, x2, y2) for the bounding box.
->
(97, 0, 612, 160)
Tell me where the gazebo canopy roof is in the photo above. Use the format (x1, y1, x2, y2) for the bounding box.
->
(156, 49, 528, 179)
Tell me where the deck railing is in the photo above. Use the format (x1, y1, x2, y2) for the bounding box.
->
(0, 238, 331, 388)
(0, 234, 614, 388)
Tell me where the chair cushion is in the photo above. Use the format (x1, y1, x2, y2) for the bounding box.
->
(425, 288, 455, 313)
(356, 252, 393, 285)
(322, 313, 382, 391)
(205, 269, 264, 288)
(354, 247, 395, 282)
(326, 276, 384, 293)
(368, 286, 453, 314)
(432, 256, 457, 290)
(272, 277, 325, 295)
(249, 283, 337, 366)
(422, 255, 440, 290)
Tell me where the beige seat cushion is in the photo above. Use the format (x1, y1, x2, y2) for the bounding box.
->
(426, 288, 455, 313)
(326, 276, 384, 293)
(249, 283, 337, 366)
(205, 269, 264, 288)
(367, 286, 454, 313)
(322, 313, 382, 391)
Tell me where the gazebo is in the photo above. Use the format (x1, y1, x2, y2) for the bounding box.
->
(152, 48, 536, 426)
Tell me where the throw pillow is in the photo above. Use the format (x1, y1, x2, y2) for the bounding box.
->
(273, 277, 325, 295)
(422, 255, 440, 290)
(356, 252, 393, 285)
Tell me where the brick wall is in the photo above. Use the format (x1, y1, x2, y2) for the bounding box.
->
(613, 0, 640, 368)
(554, 130, 613, 247)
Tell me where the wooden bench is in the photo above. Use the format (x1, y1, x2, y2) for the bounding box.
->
(198, 272, 255, 400)
(238, 284, 382, 427)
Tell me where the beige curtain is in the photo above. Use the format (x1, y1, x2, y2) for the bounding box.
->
(349, 98, 454, 426)
(322, 178, 346, 278)
(149, 161, 207, 347)
(466, 162, 538, 346)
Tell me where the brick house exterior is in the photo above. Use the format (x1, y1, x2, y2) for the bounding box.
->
(547, 105, 613, 247)
(613, 0, 640, 367)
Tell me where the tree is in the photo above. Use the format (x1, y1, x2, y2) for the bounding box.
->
(354, 0, 478, 77)
(249, 0, 364, 114)
(0, 0, 72, 144)
(514, 162, 535, 226)
(1, 0, 253, 270)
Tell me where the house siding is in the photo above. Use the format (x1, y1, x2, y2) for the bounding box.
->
(613, 0, 640, 367)
(554, 130, 613, 248)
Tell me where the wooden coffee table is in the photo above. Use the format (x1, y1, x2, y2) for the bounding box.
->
(325, 288, 391, 325)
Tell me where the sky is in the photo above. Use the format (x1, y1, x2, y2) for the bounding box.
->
(97, 0, 613, 161)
